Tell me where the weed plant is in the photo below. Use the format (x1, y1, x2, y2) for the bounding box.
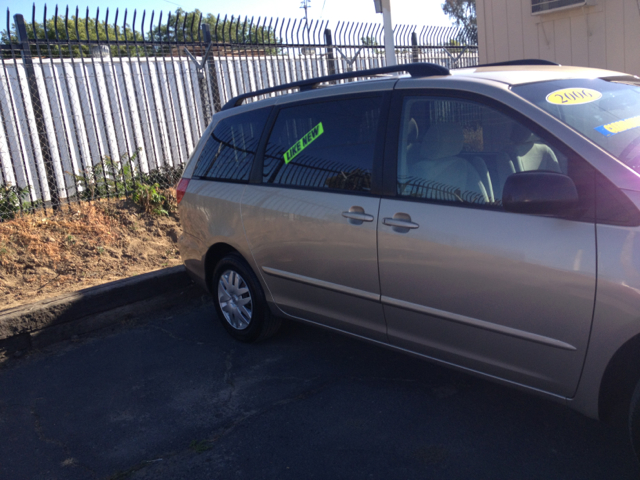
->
(132, 183, 175, 216)
(1, 149, 181, 222)
(0, 185, 38, 221)
(72, 149, 179, 216)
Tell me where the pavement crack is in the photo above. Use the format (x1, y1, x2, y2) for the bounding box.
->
(31, 407, 98, 478)
(147, 324, 214, 346)
(107, 379, 336, 479)
(31, 407, 67, 450)
(348, 376, 420, 383)
(223, 349, 236, 404)
(209, 378, 336, 445)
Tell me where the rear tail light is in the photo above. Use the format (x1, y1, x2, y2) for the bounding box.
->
(176, 178, 190, 205)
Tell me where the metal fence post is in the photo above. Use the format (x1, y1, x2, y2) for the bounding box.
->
(202, 24, 222, 114)
(411, 32, 419, 63)
(195, 55, 212, 126)
(324, 28, 336, 76)
(14, 13, 61, 210)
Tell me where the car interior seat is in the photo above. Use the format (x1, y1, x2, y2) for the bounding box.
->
(506, 123, 561, 173)
(404, 102, 430, 161)
(409, 123, 490, 204)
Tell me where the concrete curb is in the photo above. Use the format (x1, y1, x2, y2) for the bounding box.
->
(0, 266, 197, 361)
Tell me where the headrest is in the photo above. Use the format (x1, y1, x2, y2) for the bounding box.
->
(406, 118, 419, 144)
(420, 123, 464, 160)
(510, 123, 535, 144)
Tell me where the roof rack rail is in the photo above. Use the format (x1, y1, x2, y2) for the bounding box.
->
(221, 62, 450, 110)
(472, 59, 560, 68)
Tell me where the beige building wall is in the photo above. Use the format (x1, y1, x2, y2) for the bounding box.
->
(477, 0, 640, 75)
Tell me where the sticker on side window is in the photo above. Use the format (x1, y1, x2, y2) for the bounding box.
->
(546, 88, 602, 105)
(283, 122, 324, 164)
(595, 115, 640, 137)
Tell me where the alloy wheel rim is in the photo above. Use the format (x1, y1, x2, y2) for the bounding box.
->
(217, 269, 253, 330)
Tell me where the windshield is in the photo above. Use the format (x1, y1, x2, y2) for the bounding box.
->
(513, 78, 640, 172)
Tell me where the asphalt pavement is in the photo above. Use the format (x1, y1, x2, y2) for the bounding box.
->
(0, 290, 638, 480)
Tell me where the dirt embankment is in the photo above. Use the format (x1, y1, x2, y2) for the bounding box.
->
(0, 199, 183, 310)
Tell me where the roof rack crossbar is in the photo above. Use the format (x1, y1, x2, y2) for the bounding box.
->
(221, 62, 450, 110)
(473, 59, 560, 68)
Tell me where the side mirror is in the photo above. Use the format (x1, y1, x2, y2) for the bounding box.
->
(502, 171, 578, 215)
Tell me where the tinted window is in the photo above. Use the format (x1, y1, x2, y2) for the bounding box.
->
(397, 96, 569, 206)
(263, 96, 382, 192)
(193, 108, 270, 181)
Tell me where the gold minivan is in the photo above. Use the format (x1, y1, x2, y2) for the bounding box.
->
(176, 61, 640, 461)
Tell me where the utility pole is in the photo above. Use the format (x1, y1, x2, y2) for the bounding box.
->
(373, 0, 396, 66)
(300, 0, 311, 32)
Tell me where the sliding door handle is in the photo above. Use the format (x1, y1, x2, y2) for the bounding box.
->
(342, 211, 374, 222)
(383, 217, 419, 229)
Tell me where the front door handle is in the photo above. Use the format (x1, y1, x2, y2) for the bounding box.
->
(342, 211, 374, 222)
(383, 217, 419, 229)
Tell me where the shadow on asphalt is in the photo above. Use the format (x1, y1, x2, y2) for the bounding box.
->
(0, 294, 638, 480)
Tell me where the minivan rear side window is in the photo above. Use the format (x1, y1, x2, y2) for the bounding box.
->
(193, 107, 270, 182)
(262, 96, 382, 193)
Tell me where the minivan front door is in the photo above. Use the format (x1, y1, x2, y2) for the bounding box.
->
(377, 94, 596, 397)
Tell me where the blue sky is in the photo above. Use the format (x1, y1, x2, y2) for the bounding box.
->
(4, 0, 453, 27)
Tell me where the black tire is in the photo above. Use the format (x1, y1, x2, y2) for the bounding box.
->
(211, 254, 281, 343)
(630, 378, 640, 463)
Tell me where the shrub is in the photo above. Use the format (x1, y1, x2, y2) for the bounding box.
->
(0, 185, 30, 221)
(73, 150, 141, 201)
(71, 149, 182, 216)
(131, 182, 176, 216)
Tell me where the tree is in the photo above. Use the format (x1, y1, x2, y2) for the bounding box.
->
(1, 8, 280, 58)
(150, 9, 280, 54)
(441, 0, 477, 44)
(442, 0, 476, 29)
(361, 36, 381, 56)
(1, 10, 142, 57)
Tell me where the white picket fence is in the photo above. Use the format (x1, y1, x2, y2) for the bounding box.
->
(0, 56, 205, 203)
(0, 47, 477, 205)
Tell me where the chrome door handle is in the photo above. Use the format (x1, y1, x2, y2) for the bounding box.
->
(383, 217, 419, 229)
(342, 212, 374, 222)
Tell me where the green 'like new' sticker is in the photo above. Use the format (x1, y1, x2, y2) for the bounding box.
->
(283, 122, 324, 164)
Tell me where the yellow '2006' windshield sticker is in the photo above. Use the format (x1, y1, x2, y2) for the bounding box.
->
(595, 115, 640, 137)
(546, 88, 602, 105)
(283, 122, 324, 164)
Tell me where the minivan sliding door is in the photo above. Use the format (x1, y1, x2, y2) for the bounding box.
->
(242, 93, 390, 341)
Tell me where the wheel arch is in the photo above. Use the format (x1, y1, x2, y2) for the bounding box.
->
(204, 242, 242, 293)
(205, 242, 282, 342)
(599, 333, 640, 422)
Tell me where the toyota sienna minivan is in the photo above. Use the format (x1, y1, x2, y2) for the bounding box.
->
(176, 61, 640, 461)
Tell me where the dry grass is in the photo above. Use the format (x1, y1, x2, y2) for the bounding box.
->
(1, 204, 118, 271)
(0, 198, 182, 310)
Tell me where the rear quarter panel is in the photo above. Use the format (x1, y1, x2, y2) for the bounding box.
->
(178, 180, 266, 297)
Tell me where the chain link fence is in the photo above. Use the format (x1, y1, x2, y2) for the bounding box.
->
(0, 5, 478, 220)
